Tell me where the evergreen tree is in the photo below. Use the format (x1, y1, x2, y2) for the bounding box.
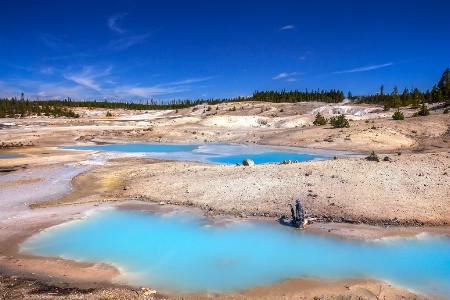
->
(401, 87, 409, 106)
(412, 88, 421, 108)
(437, 68, 449, 103)
(313, 112, 328, 125)
(329, 114, 350, 128)
(392, 108, 404, 120)
(417, 102, 430, 116)
(391, 86, 399, 108)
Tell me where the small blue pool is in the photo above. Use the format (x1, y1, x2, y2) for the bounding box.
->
(64, 143, 327, 164)
(21, 208, 450, 297)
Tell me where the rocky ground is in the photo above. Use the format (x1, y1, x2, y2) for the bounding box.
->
(0, 101, 449, 299)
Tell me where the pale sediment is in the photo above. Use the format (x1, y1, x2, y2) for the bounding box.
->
(0, 102, 449, 299)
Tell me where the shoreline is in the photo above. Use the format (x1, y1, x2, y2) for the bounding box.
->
(1, 200, 448, 299)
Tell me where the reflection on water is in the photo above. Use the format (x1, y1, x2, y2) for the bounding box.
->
(21, 208, 450, 297)
(64, 143, 327, 164)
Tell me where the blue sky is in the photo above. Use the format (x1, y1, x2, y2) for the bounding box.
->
(1, 0, 449, 102)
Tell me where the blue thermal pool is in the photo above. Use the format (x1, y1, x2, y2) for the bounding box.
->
(63, 143, 327, 164)
(20, 208, 450, 297)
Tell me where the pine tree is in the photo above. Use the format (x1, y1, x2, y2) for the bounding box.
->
(437, 68, 449, 103)
(392, 108, 404, 120)
(417, 102, 430, 116)
(313, 112, 328, 125)
(329, 114, 350, 128)
(391, 86, 399, 108)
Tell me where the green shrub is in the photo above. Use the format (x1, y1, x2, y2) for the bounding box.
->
(417, 103, 430, 116)
(329, 114, 350, 128)
(383, 103, 390, 111)
(313, 112, 328, 126)
(392, 109, 404, 120)
(444, 108, 449, 114)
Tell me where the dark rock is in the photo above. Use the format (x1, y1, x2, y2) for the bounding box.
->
(366, 155, 380, 162)
(242, 159, 255, 167)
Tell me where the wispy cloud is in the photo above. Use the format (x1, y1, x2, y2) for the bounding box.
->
(107, 13, 128, 34)
(63, 66, 113, 92)
(280, 25, 295, 30)
(43, 52, 88, 62)
(106, 13, 150, 50)
(34, 83, 87, 100)
(65, 75, 101, 91)
(38, 33, 64, 49)
(272, 73, 289, 80)
(124, 86, 184, 98)
(40, 67, 55, 75)
(169, 77, 214, 85)
(111, 33, 150, 50)
(272, 72, 302, 80)
(334, 63, 393, 74)
(117, 77, 213, 98)
(0, 65, 213, 101)
(0, 79, 89, 100)
(5, 64, 33, 72)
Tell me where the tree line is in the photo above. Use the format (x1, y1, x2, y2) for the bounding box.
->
(355, 68, 449, 109)
(0, 98, 80, 118)
(0, 68, 448, 119)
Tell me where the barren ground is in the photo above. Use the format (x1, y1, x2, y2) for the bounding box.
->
(0, 101, 449, 299)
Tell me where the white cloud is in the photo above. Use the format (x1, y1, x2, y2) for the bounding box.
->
(36, 84, 88, 100)
(1, 65, 213, 101)
(272, 73, 289, 80)
(40, 67, 55, 75)
(117, 77, 213, 98)
(111, 33, 150, 50)
(168, 77, 214, 85)
(334, 63, 393, 74)
(106, 13, 150, 51)
(124, 86, 183, 98)
(272, 72, 302, 80)
(63, 66, 113, 92)
(64, 75, 101, 91)
(0, 79, 95, 101)
(107, 13, 128, 34)
(280, 25, 295, 30)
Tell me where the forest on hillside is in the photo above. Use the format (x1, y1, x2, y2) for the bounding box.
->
(0, 68, 448, 119)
